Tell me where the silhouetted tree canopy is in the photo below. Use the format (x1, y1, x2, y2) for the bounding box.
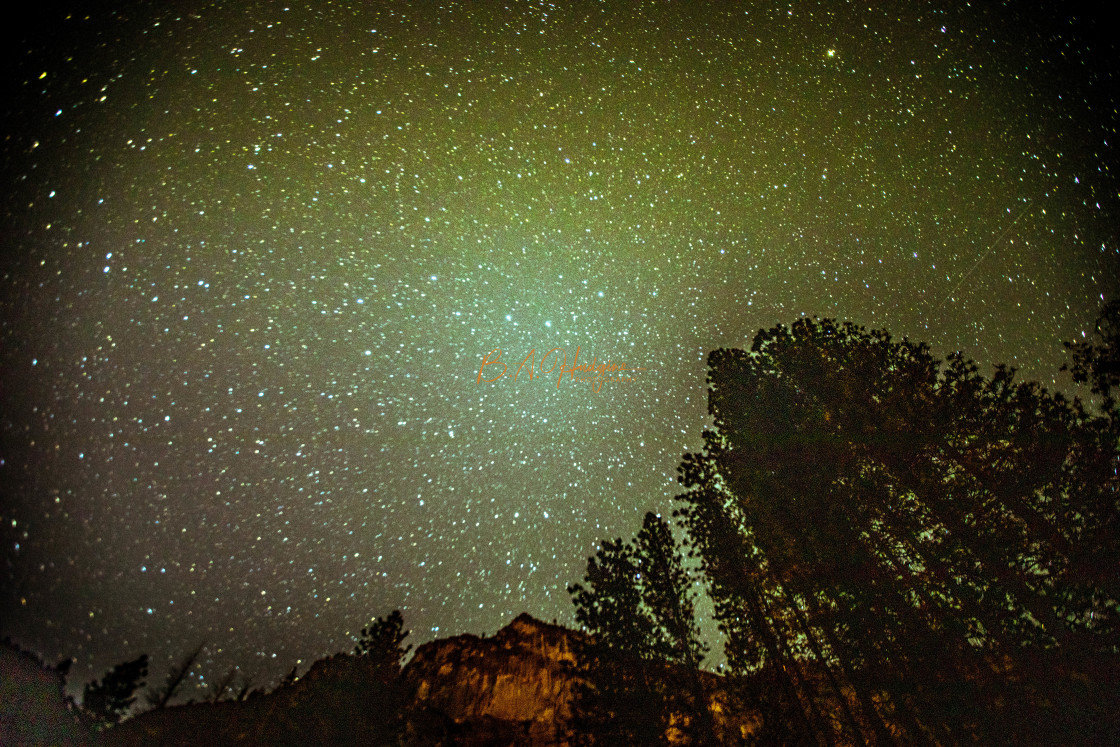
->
(569, 512, 707, 664)
(83, 654, 148, 727)
(674, 314, 1120, 744)
(354, 609, 411, 677)
(145, 642, 204, 709)
(1064, 298, 1120, 410)
(569, 512, 711, 744)
(569, 535, 655, 658)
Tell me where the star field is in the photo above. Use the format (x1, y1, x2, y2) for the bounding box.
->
(2, 0, 1118, 691)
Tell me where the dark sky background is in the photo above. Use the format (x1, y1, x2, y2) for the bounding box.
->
(2, 0, 1117, 695)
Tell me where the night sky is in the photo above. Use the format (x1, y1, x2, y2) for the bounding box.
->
(2, 0, 1117, 693)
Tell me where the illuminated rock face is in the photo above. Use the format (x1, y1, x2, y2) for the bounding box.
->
(90, 613, 762, 745)
(401, 614, 763, 746)
(403, 613, 587, 744)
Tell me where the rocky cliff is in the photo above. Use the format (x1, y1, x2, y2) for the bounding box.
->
(400, 613, 762, 745)
(402, 614, 586, 744)
(15, 614, 760, 745)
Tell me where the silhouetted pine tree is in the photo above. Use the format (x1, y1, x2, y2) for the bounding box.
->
(145, 642, 204, 709)
(568, 514, 714, 744)
(83, 654, 148, 727)
(634, 513, 708, 667)
(569, 537, 655, 657)
(1064, 298, 1120, 410)
(676, 313, 1120, 745)
(568, 534, 667, 743)
(350, 608, 412, 740)
(353, 609, 412, 676)
(634, 512, 718, 744)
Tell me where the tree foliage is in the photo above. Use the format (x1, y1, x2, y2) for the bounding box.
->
(145, 642, 205, 709)
(569, 512, 706, 665)
(1063, 298, 1120, 410)
(635, 512, 710, 669)
(569, 512, 711, 743)
(82, 653, 149, 727)
(674, 314, 1120, 744)
(354, 609, 412, 675)
(350, 609, 412, 741)
(569, 536, 655, 658)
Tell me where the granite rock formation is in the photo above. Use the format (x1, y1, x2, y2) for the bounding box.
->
(402, 613, 585, 744)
